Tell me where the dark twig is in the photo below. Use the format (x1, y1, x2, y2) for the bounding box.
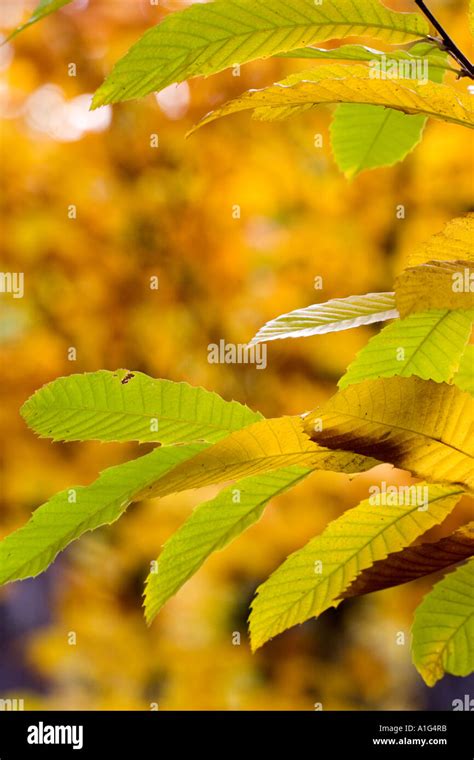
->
(415, 0, 474, 79)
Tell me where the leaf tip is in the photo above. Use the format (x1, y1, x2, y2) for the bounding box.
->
(90, 91, 105, 111)
(249, 631, 265, 654)
(412, 659, 441, 688)
(185, 122, 202, 139)
(248, 605, 270, 652)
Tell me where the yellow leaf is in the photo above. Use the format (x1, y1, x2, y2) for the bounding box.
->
(305, 377, 474, 491)
(342, 520, 474, 599)
(395, 261, 474, 317)
(138, 416, 378, 501)
(250, 484, 462, 650)
(405, 214, 474, 268)
(191, 65, 474, 133)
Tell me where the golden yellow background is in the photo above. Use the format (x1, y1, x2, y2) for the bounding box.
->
(0, 0, 472, 709)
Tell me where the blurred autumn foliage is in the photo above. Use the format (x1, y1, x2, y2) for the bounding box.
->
(0, 0, 473, 710)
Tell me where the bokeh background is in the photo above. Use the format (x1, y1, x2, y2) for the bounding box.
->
(0, 0, 473, 710)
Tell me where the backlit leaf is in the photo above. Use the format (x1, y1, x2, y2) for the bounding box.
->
(329, 43, 448, 177)
(412, 558, 474, 685)
(250, 484, 461, 650)
(21, 370, 261, 444)
(140, 416, 378, 501)
(331, 105, 426, 179)
(342, 521, 474, 599)
(339, 310, 474, 388)
(0, 442, 207, 586)
(92, 0, 428, 108)
(281, 41, 453, 74)
(249, 292, 398, 346)
(395, 261, 474, 317)
(305, 377, 474, 491)
(191, 65, 474, 132)
(453, 345, 474, 394)
(404, 213, 474, 268)
(6, 0, 72, 41)
(144, 466, 311, 624)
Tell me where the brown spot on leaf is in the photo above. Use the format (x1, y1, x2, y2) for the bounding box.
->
(340, 525, 474, 599)
(308, 425, 408, 464)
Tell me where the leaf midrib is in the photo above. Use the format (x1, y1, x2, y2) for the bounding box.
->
(423, 591, 474, 679)
(137, 19, 421, 53)
(102, 12, 425, 102)
(356, 108, 397, 172)
(402, 310, 453, 374)
(265, 84, 473, 129)
(27, 404, 257, 436)
(146, 469, 310, 616)
(317, 408, 474, 460)
(2, 492, 137, 583)
(254, 488, 463, 634)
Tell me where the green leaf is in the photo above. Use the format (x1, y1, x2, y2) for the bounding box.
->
(249, 292, 398, 346)
(21, 370, 261, 444)
(3, 414, 375, 589)
(91, 0, 428, 108)
(0, 442, 207, 586)
(140, 416, 379, 501)
(329, 43, 448, 176)
(453, 345, 474, 394)
(144, 466, 311, 624)
(6, 0, 73, 41)
(280, 41, 453, 72)
(331, 106, 426, 178)
(191, 65, 474, 133)
(339, 310, 474, 389)
(412, 558, 474, 685)
(342, 521, 474, 599)
(305, 377, 474, 491)
(249, 484, 462, 650)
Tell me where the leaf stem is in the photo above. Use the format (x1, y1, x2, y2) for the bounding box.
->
(415, 0, 474, 79)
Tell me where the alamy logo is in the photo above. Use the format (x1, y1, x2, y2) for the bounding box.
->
(27, 722, 84, 750)
(452, 694, 474, 711)
(0, 272, 24, 299)
(369, 482, 429, 512)
(0, 698, 24, 710)
(369, 56, 429, 85)
(452, 268, 474, 293)
(207, 339, 267, 370)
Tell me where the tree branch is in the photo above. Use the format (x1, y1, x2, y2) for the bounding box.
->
(415, 0, 474, 79)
